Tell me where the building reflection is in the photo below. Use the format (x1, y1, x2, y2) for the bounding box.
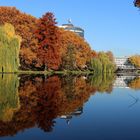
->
(113, 75, 140, 89)
(60, 107, 83, 125)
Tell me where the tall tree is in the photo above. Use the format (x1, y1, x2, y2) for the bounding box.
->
(0, 7, 40, 70)
(61, 44, 76, 70)
(59, 29, 92, 69)
(35, 12, 61, 70)
(0, 23, 21, 72)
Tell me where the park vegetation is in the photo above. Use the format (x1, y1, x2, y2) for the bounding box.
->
(0, 7, 116, 73)
(128, 77, 140, 90)
(0, 23, 21, 72)
(129, 55, 140, 68)
(89, 51, 116, 73)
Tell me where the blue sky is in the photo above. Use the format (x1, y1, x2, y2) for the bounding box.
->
(0, 0, 140, 56)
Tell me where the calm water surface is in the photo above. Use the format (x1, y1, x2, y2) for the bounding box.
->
(0, 74, 140, 140)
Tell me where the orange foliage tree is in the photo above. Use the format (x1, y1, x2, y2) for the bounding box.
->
(35, 12, 61, 70)
(0, 7, 41, 70)
(0, 7, 96, 71)
(59, 29, 92, 70)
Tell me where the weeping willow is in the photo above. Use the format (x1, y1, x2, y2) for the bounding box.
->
(88, 73, 116, 93)
(0, 74, 20, 122)
(0, 23, 21, 72)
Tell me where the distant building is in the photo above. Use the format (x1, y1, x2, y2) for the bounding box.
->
(114, 57, 135, 69)
(59, 19, 84, 38)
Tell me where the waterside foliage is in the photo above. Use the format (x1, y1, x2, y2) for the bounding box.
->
(0, 7, 115, 73)
(0, 23, 21, 72)
(0, 74, 20, 122)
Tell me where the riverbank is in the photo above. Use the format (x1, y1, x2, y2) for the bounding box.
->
(0, 70, 95, 75)
(1, 70, 139, 76)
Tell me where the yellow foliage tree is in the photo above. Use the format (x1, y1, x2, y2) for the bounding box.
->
(0, 23, 21, 72)
(129, 55, 140, 68)
(128, 77, 140, 90)
(0, 74, 20, 122)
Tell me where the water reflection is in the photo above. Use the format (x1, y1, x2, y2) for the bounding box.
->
(114, 75, 140, 90)
(0, 73, 140, 138)
(128, 76, 140, 90)
(0, 74, 20, 123)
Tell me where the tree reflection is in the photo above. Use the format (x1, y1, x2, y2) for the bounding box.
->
(0, 74, 20, 122)
(0, 74, 115, 137)
(87, 73, 116, 93)
(128, 77, 140, 90)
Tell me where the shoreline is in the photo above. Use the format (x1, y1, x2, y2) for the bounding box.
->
(0, 70, 139, 76)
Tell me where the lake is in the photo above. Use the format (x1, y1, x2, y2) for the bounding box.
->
(0, 74, 140, 140)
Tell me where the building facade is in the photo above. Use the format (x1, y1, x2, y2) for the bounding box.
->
(114, 57, 135, 69)
(59, 20, 84, 38)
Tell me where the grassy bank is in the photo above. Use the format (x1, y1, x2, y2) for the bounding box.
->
(0, 70, 95, 75)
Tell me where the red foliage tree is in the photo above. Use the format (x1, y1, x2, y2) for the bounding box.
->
(35, 12, 61, 70)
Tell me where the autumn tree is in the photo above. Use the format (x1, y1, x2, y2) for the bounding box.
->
(128, 77, 140, 90)
(59, 29, 92, 70)
(106, 51, 114, 63)
(129, 55, 140, 68)
(0, 23, 21, 72)
(35, 12, 61, 70)
(91, 50, 98, 58)
(0, 7, 40, 70)
(61, 44, 76, 70)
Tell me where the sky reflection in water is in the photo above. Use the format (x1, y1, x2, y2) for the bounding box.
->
(0, 74, 140, 140)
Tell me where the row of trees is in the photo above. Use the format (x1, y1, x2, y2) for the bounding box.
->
(0, 7, 115, 72)
(0, 7, 41, 70)
(89, 51, 116, 73)
(0, 23, 21, 72)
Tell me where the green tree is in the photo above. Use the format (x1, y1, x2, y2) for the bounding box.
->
(98, 52, 115, 73)
(89, 58, 102, 73)
(61, 44, 76, 70)
(89, 51, 115, 73)
(0, 74, 20, 122)
(0, 23, 21, 72)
